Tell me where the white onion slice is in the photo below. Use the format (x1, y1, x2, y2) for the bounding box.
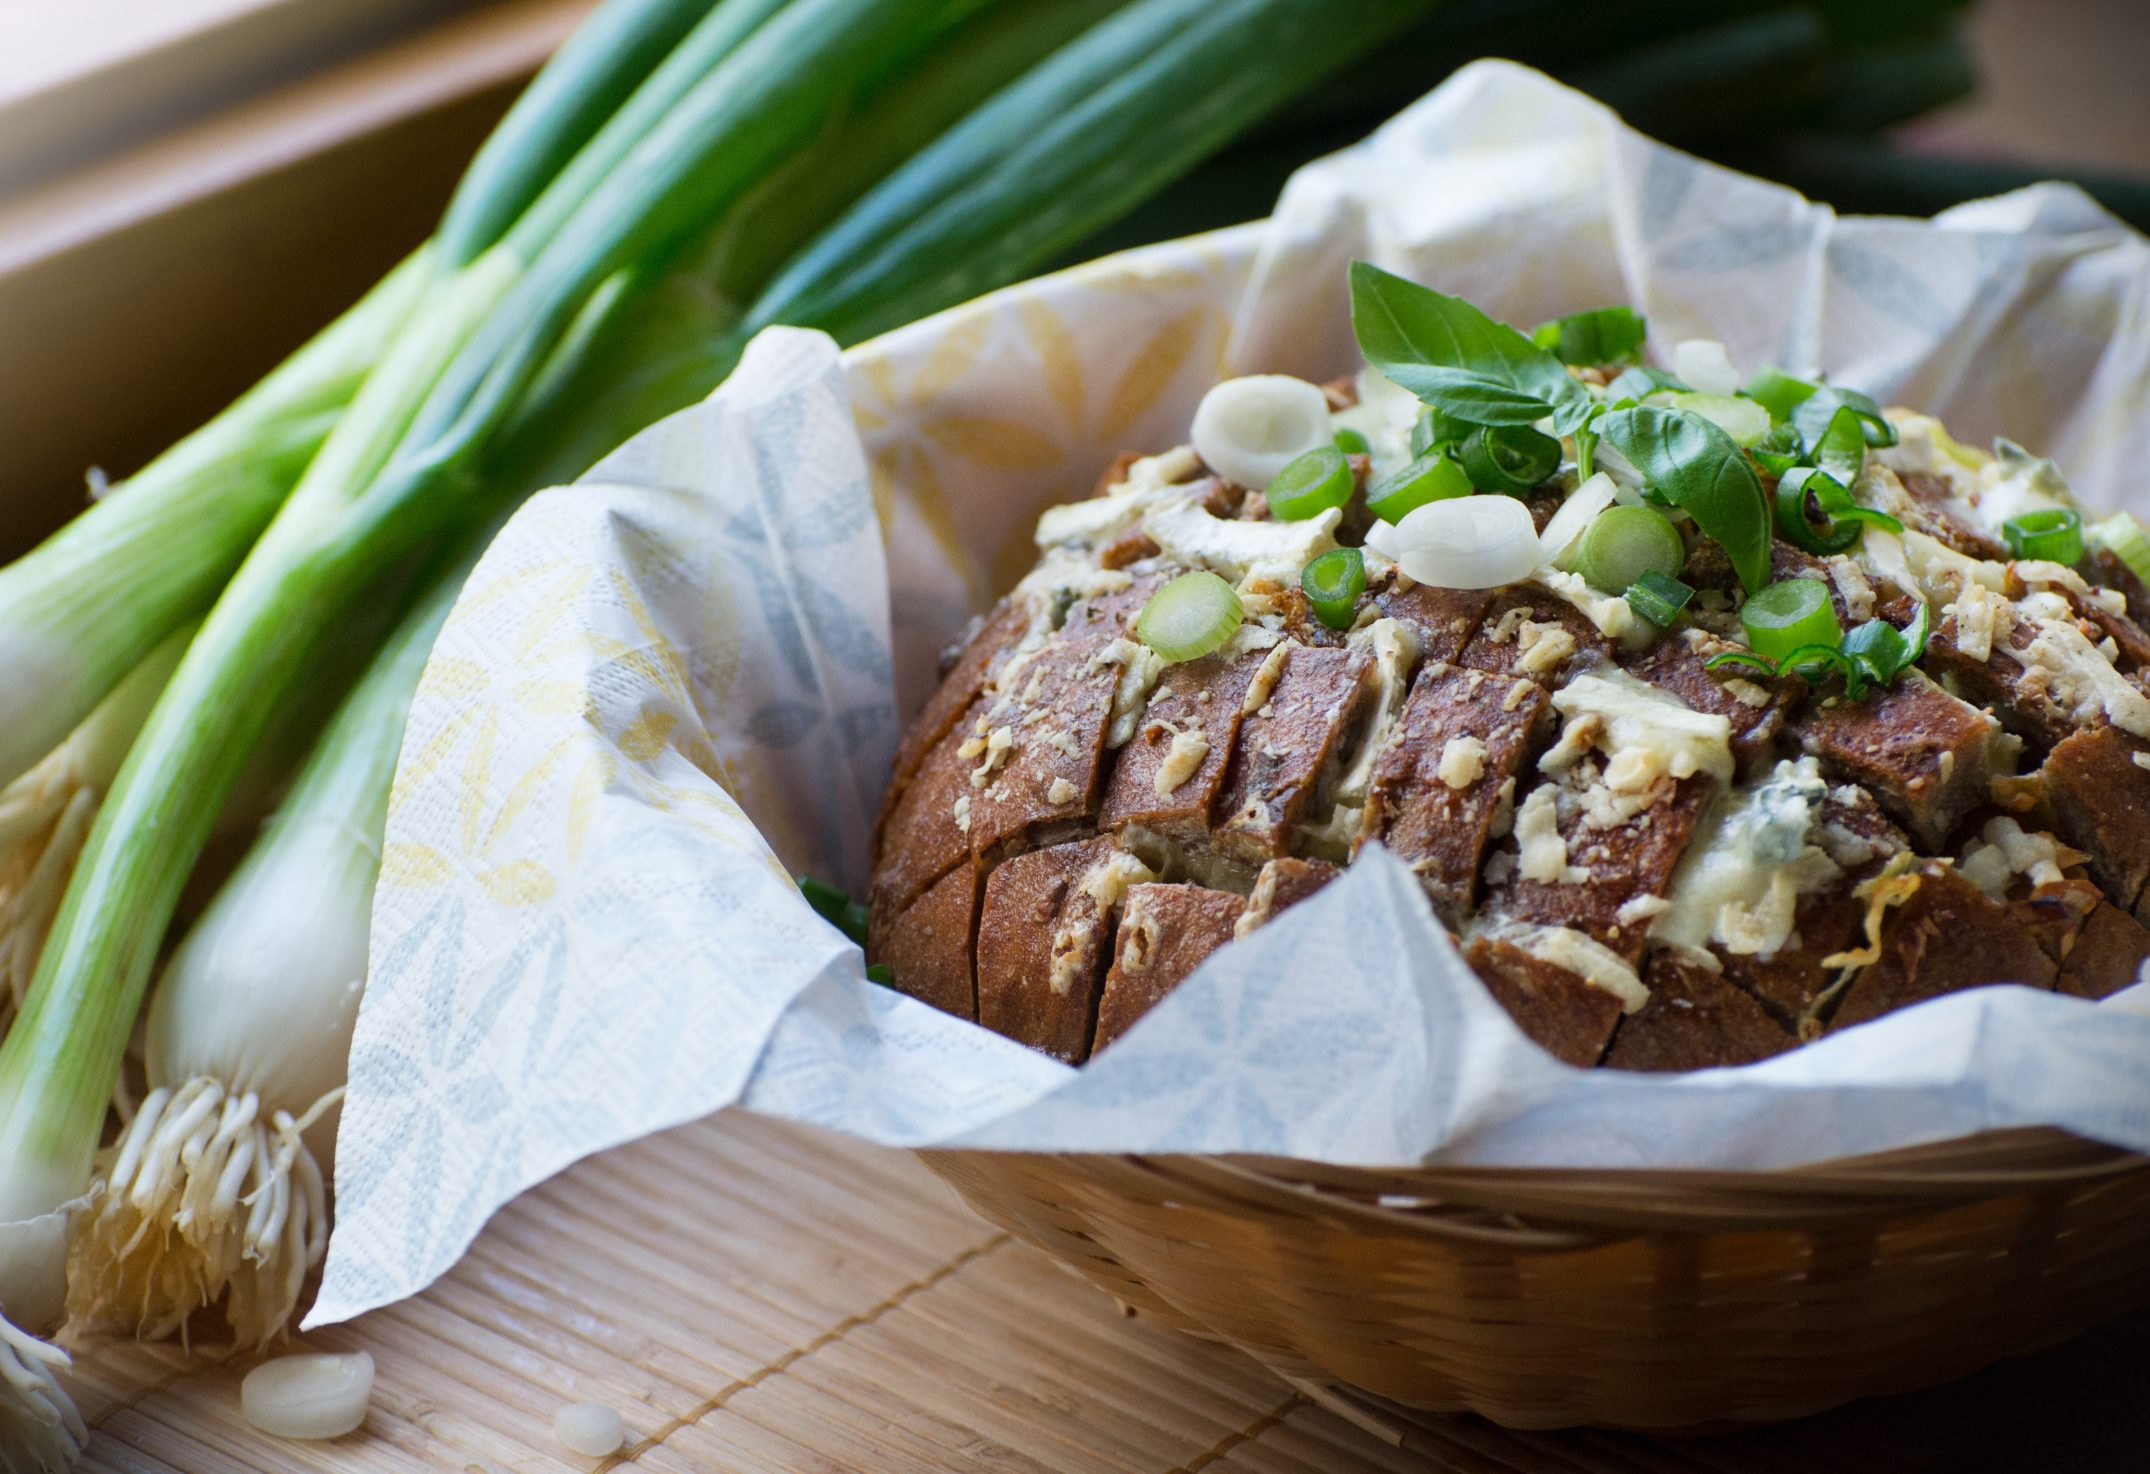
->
(241, 1352, 375, 1440)
(1537, 473, 1619, 566)
(555, 1401, 626, 1457)
(1390, 495, 1543, 589)
(1672, 338, 1742, 397)
(1190, 375, 1333, 490)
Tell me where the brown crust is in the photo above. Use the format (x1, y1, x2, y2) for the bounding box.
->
(1359, 663, 1550, 926)
(1098, 644, 1268, 840)
(1604, 954, 1794, 1072)
(1456, 589, 1611, 688)
(868, 863, 979, 1021)
(1214, 645, 1375, 863)
(1373, 580, 1497, 667)
(1093, 883, 1245, 1052)
(2041, 726, 2150, 912)
(1827, 863, 2057, 1034)
(1794, 672, 1997, 848)
(886, 597, 1032, 821)
(1460, 935, 1626, 1067)
(870, 697, 988, 920)
(2056, 902, 2150, 1000)
(975, 836, 1125, 1063)
(1621, 628, 1796, 772)
(1492, 774, 1717, 965)
(1243, 857, 1340, 926)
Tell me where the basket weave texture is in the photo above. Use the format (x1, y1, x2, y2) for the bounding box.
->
(919, 1128, 2150, 1431)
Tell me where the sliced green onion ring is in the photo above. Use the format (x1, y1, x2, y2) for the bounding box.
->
(1812, 404, 1868, 485)
(1607, 364, 1688, 402)
(1667, 392, 1770, 447)
(1332, 427, 1370, 456)
(1265, 445, 1355, 522)
(1300, 547, 1367, 631)
(1742, 366, 1818, 423)
(1704, 648, 1780, 679)
(2092, 511, 2150, 585)
(1137, 571, 1243, 662)
(1749, 421, 1805, 474)
(1411, 403, 1472, 457)
(1367, 449, 1472, 523)
(1575, 503, 1684, 594)
(1741, 576, 1842, 663)
(1531, 305, 1646, 367)
(1774, 466, 1901, 555)
(1793, 385, 1897, 450)
(1459, 424, 1561, 493)
(1626, 570, 1694, 628)
(2002, 506, 2084, 564)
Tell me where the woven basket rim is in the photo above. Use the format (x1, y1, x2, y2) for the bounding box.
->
(920, 1126, 2150, 1239)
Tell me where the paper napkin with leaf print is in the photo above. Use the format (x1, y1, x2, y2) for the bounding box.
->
(313, 61, 2150, 1326)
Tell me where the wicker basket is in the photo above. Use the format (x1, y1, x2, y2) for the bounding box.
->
(918, 1128, 2150, 1432)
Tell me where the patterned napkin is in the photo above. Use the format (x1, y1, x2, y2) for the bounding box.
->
(312, 62, 2150, 1326)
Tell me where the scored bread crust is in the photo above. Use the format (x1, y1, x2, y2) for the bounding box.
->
(868, 409, 2150, 1070)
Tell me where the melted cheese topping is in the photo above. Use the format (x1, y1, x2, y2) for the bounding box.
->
(1532, 568, 1652, 648)
(1153, 729, 1209, 795)
(2006, 609, 2150, 739)
(1333, 618, 1419, 808)
(1549, 670, 1734, 790)
(1652, 757, 1841, 960)
(1437, 736, 1488, 790)
(1089, 637, 1167, 748)
(1146, 500, 1341, 588)
(1515, 786, 1586, 883)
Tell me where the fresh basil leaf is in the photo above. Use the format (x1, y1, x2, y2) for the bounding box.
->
(1532, 306, 1647, 367)
(1813, 404, 1868, 484)
(1608, 364, 1689, 402)
(1841, 617, 1907, 687)
(1349, 261, 1592, 431)
(1794, 385, 1897, 451)
(1597, 405, 1773, 593)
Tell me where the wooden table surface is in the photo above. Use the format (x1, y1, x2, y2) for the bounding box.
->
(66, 1110, 2150, 1474)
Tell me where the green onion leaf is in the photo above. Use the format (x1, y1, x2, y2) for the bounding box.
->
(1137, 571, 1244, 662)
(1531, 306, 1646, 367)
(1625, 570, 1693, 628)
(1748, 420, 1805, 474)
(1458, 425, 1561, 493)
(1741, 577, 1842, 663)
(1367, 449, 1472, 523)
(1773, 467, 1902, 555)
(800, 875, 870, 944)
(1606, 364, 1688, 403)
(1812, 404, 1868, 485)
(1704, 649, 1780, 678)
(1575, 504, 1685, 594)
(2002, 507, 2084, 564)
(1265, 445, 1355, 522)
(1741, 366, 1818, 423)
(2091, 511, 2150, 585)
(1597, 405, 1772, 593)
(1332, 427, 1370, 455)
(1778, 643, 1863, 695)
(1348, 261, 1595, 433)
(1300, 547, 1367, 631)
(866, 963, 895, 987)
(1793, 385, 1897, 451)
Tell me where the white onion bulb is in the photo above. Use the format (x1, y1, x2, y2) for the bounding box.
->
(1190, 375, 1333, 490)
(1390, 495, 1544, 589)
(1672, 338, 1742, 397)
(242, 1352, 375, 1440)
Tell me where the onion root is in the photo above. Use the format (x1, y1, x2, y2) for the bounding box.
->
(0, 1313, 84, 1473)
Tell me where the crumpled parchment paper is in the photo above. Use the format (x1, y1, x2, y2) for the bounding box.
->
(310, 61, 2150, 1327)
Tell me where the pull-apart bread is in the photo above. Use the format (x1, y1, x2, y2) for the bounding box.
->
(868, 273, 2150, 1071)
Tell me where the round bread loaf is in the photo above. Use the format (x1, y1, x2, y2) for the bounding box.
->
(867, 371, 2150, 1070)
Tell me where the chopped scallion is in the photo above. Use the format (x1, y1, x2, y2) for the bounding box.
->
(800, 875, 870, 944)
(1812, 404, 1868, 485)
(1265, 445, 1355, 522)
(1793, 385, 1897, 450)
(1137, 572, 1243, 663)
(1625, 570, 1693, 628)
(1459, 424, 1561, 493)
(1574, 504, 1684, 595)
(1300, 548, 1366, 631)
(2091, 511, 2150, 585)
(1367, 449, 1471, 523)
(1748, 420, 1805, 474)
(1741, 577, 1841, 663)
(1410, 403, 1471, 457)
(1773, 466, 1900, 554)
(866, 963, 895, 988)
(1332, 427, 1370, 455)
(1741, 366, 1817, 423)
(2002, 507, 2084, 565)
(1666, 391, 1770, 448)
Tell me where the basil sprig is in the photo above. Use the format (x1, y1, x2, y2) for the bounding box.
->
(1532, 306, 1647, 367)
(1706, 600, 1931, 699)
(1350, 262, 1595, 433)
(1597, 405, 1772, 593)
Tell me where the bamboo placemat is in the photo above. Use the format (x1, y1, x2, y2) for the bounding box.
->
(64, 1111, 2149, 1473)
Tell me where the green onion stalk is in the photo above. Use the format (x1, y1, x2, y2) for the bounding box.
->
(0, 0, 721, 805)
(0, 0, 1001, 1403)
(65, 540, 473, 1350)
